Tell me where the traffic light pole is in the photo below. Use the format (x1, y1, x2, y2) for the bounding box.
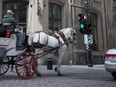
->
(87, 42, 93, 67)
(84, 0, 93, 67)
(85, 35, 93, 67)
(70, 0, 93, 67)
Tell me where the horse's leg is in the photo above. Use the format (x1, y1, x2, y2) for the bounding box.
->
(35, 47, 46, 76)
(55, 45, 67, 76)
(35, 60, 41, 76)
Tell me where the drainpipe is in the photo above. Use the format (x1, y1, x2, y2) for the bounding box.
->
(69, 0, 73, 27)
(103, 0, 109, 50)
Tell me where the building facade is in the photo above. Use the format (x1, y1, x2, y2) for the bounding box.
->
(0, 0, 116, 64)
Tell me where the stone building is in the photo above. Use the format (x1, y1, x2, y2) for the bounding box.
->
(0, 0, 116, 64)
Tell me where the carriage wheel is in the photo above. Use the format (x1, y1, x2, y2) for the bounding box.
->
(0, 57, 10, 76)
(16, 51, 36, 79)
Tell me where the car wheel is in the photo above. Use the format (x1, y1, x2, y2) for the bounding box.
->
(111, 72, 116, 80)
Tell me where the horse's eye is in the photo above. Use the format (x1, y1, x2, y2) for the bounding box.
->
(68, 38, 71, 40)
(73, 33, 76, 36)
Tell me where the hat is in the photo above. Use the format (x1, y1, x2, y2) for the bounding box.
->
(6, 10, 14, 15)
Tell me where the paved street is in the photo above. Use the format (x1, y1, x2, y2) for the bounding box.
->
(0, 65, 115, 87)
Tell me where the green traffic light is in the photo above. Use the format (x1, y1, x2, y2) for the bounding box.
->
(80, 24, 84, 28)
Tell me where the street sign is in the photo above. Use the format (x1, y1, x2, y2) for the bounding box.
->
(84, 34, 93, 45)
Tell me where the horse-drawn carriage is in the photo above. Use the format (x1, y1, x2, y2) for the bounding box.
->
(0, 27, 76, 79)
(0, 32, 35, 79)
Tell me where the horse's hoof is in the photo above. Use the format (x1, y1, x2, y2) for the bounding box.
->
(35, 72, 41, 76)
(54, 67, 57, 72)
(58, 73, 62, 76)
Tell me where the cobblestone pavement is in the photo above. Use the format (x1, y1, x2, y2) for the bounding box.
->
(0, 65, 115, 87)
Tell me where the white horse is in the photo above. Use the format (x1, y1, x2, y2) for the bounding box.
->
(28, 27, 76, 76)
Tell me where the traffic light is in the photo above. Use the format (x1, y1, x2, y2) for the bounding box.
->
(78, 14, 85, 34)
(84, 19, 92, 34)
(78, 14, 91, 34)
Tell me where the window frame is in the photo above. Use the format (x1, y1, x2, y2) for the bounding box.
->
(2, 1, 28, 32)
(89, 13, 98, 51)
(49, 3, 62, 33)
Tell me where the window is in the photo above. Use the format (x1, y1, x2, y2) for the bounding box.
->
(89, 13, 98, 51)
(2, 1, 28, 32)
(49, 3, 62, 33)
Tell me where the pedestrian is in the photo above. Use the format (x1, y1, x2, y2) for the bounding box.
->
(2, 10, 24, 49)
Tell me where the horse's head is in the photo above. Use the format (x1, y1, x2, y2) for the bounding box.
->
(68, 28, 76, 44)
(60, 27, 76, 44)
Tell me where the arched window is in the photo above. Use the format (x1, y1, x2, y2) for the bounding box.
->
(89, 13, 98, 51)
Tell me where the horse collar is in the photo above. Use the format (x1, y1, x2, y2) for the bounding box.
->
(57, 31, 67, 44)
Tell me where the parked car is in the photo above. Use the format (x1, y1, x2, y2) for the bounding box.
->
(105, 48, 116, 80)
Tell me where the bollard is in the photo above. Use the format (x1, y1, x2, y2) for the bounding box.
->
(47, 58, 53, 70)
(88, 48, 93, 67)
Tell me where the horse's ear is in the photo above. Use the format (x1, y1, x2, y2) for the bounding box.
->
(71, 27, 76, 34)
(70, 27, 74, 30)
(72, 27, 75, 30)
(70, 27, 73, 31)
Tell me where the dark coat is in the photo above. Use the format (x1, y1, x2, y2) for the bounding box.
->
(0, 24, 6, 37)
(2, 14, 17, 31)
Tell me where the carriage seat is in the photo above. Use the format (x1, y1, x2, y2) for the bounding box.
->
(6, 29, 18, 38)
(0, 29, 17, 38)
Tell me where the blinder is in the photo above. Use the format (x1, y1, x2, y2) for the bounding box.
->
(73, 32, 76, 41)
(68, 29, 76, 43)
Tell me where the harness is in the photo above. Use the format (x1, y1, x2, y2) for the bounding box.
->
(33, 31, 46, 48)
(55, 31, 68, 46)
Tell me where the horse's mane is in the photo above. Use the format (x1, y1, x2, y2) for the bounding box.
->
(60, 27, 73, 32)
(34, 27, 74, 36)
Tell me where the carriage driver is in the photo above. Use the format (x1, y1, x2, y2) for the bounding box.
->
(2, 10, 24, 49)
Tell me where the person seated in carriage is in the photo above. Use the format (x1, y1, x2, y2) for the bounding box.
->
(2, 10, 24, 49)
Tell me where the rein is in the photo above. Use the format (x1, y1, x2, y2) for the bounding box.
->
(35, 47, 59, 59)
